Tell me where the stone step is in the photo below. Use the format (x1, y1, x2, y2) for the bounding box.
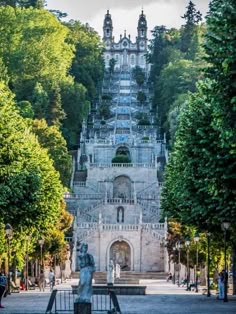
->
(71, 271, 167, 280)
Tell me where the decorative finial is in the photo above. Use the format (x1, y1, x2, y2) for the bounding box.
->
(124, 29, 126, 37)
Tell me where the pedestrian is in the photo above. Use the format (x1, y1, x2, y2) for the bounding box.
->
(48, 269, 55, 291)
(217, 271, 224, 300)
(38, 270, 45, 292)
(0, 271, 7, 309)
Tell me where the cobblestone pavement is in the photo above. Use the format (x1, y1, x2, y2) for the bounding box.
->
(0, 280, 235, 314)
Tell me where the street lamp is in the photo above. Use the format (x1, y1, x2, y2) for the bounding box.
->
(206, 232, 211, 297)
(194, 233, 200, 293)
(25, 236, 31, 291)
(185, 237, 190, 291)
(221, 222, 230, 302)
(38, 238, 45, 274)
(176, 241, 183, 287)
(172, 247, 177, 284)
(5, 224, 13, 295)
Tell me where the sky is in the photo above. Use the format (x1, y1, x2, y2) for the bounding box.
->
(46, 0, 211, 41)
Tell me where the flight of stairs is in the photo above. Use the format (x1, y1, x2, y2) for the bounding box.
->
(72, 271, 167, 284)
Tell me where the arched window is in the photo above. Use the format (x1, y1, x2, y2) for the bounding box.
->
(106, 28, 110, 36)
(130, 55, 135, 65)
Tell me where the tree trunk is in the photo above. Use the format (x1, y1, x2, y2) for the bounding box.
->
(232, 243, 236, 295)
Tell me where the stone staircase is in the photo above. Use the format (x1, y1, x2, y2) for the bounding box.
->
(71, 271, 167, 284)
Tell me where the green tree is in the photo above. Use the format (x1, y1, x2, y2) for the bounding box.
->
(61, 81, 90, 149)
(109, 58, 116, 75)
(0, 82, 64, 233)
(132, 66, 145, 87)
(31, 82, 49, 119)
(137, 91, 146, 105)
(180, 1, 202, 56)
(17, 100, 34, 119)
(47, 86, 66, 127)
(32, 119, 72, 187)
(162, 0, 236, 230)
(0, 0, 45, 8)
(0, 6, 73, 111)
(67, 20, 104, 102)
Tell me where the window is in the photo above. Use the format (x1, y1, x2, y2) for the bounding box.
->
(131, 55, 135, 65)
(106, 28, 110, 36)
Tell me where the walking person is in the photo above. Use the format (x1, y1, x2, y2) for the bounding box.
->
(38, 270, 45, 292)
(0, 271, 7, 309)
(217, 271, 224, 300)
(48, 269, 55, 291)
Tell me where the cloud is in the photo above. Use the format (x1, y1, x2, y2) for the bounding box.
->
(47, 0, 179, 20)
(47, 0, 210, 40)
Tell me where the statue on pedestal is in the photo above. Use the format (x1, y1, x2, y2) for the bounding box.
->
(115, 263, 121, 279)
(76, 243, 95, 303)
(107, 259, 115, 285)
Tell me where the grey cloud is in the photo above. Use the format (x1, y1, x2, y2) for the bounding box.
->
(68, 0, 208, 20)
(62, 0, 171, 20)
(47, 0, 210, 25)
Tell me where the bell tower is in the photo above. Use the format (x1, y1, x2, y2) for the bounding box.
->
(103, 10, 113, 42)
(137, 10, 147, 50)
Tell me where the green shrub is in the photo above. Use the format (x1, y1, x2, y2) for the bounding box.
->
(112, 155, 131, 163)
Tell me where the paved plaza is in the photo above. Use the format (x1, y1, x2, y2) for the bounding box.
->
(0, 280, 236, 314)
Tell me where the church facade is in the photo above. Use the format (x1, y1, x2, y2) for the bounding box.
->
(65, 11, 168, 273)
(103, 10, 148, 71)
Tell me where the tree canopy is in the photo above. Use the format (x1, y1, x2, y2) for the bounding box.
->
(161, 0, 236, 233)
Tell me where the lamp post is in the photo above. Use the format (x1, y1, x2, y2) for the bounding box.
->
(5, 224, 13, 295)
(185, 237, 190, 291)
(194, 233, 200, 293)
(221, 222, 230, 302)
(177, 241, 182, 287)
(172, 247, 176, 284)
(25, 236, 31, 291)
(206, 232, 211, 297)
(38, 239, 45, 274)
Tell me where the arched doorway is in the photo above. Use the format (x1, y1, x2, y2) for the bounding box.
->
(110, 241, 131, 271)
(113, 175, 131, 199)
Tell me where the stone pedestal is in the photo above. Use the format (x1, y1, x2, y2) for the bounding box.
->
(74, 302, 91, 314)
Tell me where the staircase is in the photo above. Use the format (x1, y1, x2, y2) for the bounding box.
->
(71, 271, 167, 284)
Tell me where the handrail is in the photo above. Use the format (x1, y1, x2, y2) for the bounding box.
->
(45, 288, 121, 313)
(89, 163, 156, 168)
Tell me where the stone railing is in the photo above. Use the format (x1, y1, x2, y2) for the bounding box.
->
(73, 181, 86, 187)
(64, 192, 103, 200)
(106, 198, 135, 205)
(89, 163, 156, 169)
(78, 222, 98, 229)
(102, 224, 139, 231)
(142, 223, 165, 231)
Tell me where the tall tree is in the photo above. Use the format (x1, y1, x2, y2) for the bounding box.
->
(67, 21, 104, 102)
(0, 82, 64, 232)
(32, 119, 72, 187)
(180, 1, 202, 56)
(162, 0, 236, 231)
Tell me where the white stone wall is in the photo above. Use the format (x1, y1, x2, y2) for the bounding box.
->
(86, 167, 157, 185)
(78, 228, 164, 272)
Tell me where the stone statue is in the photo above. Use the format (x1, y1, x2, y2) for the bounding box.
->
(76, 243, 95, 303)
(115, 263, 121, 279)
(107, 259, 115, 285)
